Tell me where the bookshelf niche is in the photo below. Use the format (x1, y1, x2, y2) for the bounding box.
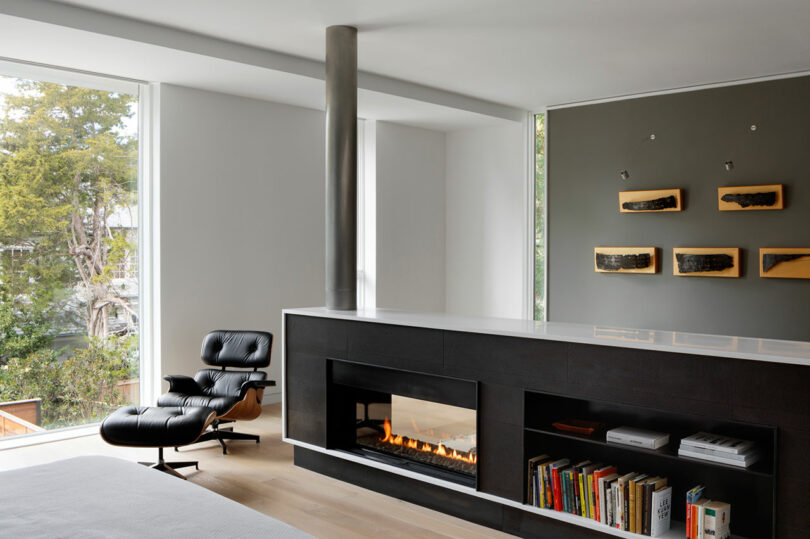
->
(523, 390, 776, 538)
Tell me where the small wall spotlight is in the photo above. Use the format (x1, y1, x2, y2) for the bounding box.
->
(620, 170, 630, 180)
(724, 160, 734, 171)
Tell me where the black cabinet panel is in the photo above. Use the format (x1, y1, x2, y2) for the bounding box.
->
(478, 383, 523, 501)
(284, 315, 347, 446)
(731, 359, 810, 418)
(502, 506, 606, 538)
(445, 332, 567, 389)
(346, 322, 443, 373)
(565, 344, 733, 412)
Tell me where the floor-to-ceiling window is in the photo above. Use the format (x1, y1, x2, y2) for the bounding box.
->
(534, 113, 546, 320)
(0, 65, 140, 438)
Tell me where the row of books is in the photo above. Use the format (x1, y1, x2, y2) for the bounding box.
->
(528, 454, 672, 537)
(685, 485, 731, 539)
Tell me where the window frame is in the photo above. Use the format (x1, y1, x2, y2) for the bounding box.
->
(0, 59, 154, 449)
(528, 110, 548, 321)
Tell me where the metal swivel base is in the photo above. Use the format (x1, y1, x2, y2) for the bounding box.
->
(191, 421, 260, 455)
(139, 447, 198, 479)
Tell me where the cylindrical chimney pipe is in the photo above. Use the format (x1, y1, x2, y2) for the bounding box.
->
(325, 25, 358, 310)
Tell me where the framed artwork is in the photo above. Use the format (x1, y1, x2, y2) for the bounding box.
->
(759, 248, 810, 278)
(594, 247, 658, 274)
(673, 247, 740, 278)
(717, 184, 784, 211)
(619, 189, 683, 212)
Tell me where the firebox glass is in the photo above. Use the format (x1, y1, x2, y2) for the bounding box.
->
(356, 395, 477, 477)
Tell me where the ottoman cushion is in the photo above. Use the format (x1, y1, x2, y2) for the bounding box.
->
(100, 406, 215, 448)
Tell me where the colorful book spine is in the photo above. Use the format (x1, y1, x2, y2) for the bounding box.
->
(578, 473, 587, 518)
(534, 468, 540, 507)
(623, 481, 630, 531)
(561, 470, 570, 513)
(629, 478, 637, 533)
(685, 485, 705, 539)
(552, 467, 564, 512)
(587, 474, 595, 519)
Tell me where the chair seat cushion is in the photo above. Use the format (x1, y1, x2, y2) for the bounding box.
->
(100, 406, 215, 448)
(157, 393, 240, 416)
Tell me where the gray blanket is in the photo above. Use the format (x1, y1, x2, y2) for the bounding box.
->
(0, 456, 313, 538)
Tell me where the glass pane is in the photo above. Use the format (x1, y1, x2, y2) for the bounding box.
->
(534, 113, 546, 320)
(356, 394, 477, 477)
(0, 73, 140, 438)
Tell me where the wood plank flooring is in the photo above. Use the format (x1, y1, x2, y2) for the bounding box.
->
(0, 403, 514, 539)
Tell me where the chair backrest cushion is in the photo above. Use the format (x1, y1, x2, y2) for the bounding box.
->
(194, 369, 266, 398)
(201, 330, 273, 369)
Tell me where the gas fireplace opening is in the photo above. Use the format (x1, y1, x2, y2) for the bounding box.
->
(328, 360, 478, 486)
(356, 396, 477, 477)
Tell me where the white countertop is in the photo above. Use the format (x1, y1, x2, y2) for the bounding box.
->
(283, 307, 810, 367)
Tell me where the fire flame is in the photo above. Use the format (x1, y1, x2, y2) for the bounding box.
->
(378, 418, 477, 465)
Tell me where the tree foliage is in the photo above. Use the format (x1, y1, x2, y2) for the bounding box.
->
(0, 80, 138, 338)
(0, 335, 138, 427)
(534, 114, 546, 321)
(0, 77, 140, 430)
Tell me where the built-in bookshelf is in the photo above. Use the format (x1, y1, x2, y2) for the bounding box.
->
(523, 390, 776, 538)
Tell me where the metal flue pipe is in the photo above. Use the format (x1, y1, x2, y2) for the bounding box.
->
(325, 25, 358, 311)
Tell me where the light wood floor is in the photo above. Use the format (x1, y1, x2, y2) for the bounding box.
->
(0, 403, 514, 539)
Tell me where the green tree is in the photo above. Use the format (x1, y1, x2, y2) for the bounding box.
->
(0, 294, 51, 364)
(534, 114, 546, 320)
(0, 79, 138, 339)
(0, 335, 138, 427)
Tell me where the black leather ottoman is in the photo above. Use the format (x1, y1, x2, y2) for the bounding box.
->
(100, 406, 215, 478)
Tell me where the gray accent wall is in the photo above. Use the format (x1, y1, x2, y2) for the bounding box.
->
(548, 75, 810, 341)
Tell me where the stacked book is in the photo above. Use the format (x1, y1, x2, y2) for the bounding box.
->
(678, 432, 759, 468)
(685, 485, 731, 539)
(527, 454, 672, 536)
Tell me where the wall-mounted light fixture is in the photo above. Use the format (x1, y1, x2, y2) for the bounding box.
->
(620, 170, 630, 180)
(724, 160, 734, 171)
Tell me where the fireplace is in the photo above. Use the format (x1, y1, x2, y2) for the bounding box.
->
(327, 360, 478, 487)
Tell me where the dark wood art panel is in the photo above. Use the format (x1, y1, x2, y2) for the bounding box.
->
(594, 246, 658, 274)
(476, 411, 523, 501)
(444, 331, 568, 390)
(619, 188, 683, 212)
(346, 321, 444, 373)
(718, 184, 784, 211)
(673, 247, 741, 277)
(284, 314, 348, 446)
(760, 248, 810, 279)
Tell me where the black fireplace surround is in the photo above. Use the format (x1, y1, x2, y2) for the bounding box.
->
(284, 313, 810, 538)
(327, 360, 478, 487)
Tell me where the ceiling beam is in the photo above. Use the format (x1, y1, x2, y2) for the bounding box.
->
(0, 0, 526, 122)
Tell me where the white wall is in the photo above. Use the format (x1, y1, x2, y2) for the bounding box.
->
(445, 123, 526, 319)
(375, 121, 447, 312)
(159, 84, 325, 395)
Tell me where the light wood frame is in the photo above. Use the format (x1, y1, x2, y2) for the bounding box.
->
(619, 189, 682, 213)
(759, 248, 810, 279)
(594, 247, 658, 274)
(673, 247, 740, 278)
(717, 184, 784, 211)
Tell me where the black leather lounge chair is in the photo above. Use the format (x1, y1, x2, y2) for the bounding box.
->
(158, 330, 275, 454)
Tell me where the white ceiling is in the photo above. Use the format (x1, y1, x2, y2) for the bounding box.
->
(50, 0, 810, 109)
(0, 6, 515, 130)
